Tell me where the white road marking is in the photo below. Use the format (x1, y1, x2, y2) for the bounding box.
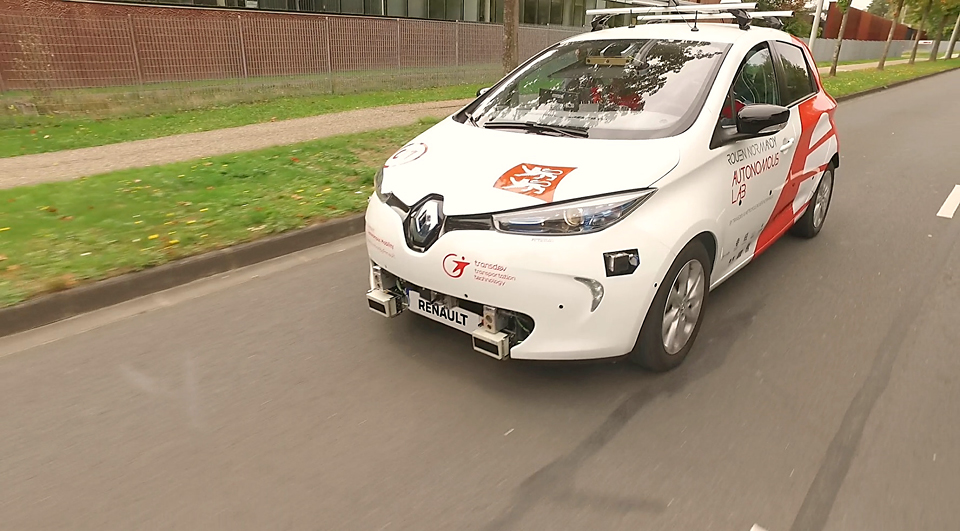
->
(751, 525, 770, 531)
(936, 185, 960, 218)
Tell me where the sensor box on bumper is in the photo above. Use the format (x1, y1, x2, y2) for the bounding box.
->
(367, 290, 401, 318)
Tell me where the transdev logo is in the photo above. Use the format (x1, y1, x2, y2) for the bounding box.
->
(493, 163, 576, 202)
(443, 254, 470, 278)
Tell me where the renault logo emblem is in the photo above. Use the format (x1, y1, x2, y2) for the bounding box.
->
(405, 198, 443, 251)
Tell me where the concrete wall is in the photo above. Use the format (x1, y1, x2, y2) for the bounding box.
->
(810, 39, 912, 63)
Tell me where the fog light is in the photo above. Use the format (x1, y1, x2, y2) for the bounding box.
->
(603, 249, 640, 277)
(574, 277, 604, 312)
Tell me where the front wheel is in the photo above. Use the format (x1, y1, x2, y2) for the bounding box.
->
(629, 239, 711, 372)
(791, 164, 835, 238)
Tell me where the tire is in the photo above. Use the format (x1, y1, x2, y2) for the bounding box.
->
(629, 239, 711, 372)
(790, 164, 835, 239)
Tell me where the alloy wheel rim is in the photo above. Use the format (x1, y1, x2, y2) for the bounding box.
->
(813, 171, 833, 229)
(661, 259, 705, 355)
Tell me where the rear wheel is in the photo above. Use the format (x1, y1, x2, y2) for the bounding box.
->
(790, 164, 834, 238)
(629, 239, 711, 372)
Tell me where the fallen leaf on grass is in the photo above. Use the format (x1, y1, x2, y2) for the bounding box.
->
(168, 240, 180, 245)
(148, 234, 159, 240)
(0, 255, 6, 261)
(0, 227, 9, 232)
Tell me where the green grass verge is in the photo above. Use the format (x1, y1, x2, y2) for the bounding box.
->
(821, 58, 960, 98)
(0, 85, 479, 159)
(0, 120, 436, 307)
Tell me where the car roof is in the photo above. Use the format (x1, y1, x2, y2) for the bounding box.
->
(565, 22, 788, 46)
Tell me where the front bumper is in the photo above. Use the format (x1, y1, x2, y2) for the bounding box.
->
(364, 194, 672, 361)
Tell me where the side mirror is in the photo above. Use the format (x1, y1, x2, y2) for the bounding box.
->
(712, 103, 789, 149)
(476, 87, 491, 97)
(736, 103, 789, 136)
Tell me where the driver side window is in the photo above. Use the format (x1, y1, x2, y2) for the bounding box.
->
(720, 44, 780, 127)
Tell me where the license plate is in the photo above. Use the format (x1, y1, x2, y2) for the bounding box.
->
(407, 290, 482, 334)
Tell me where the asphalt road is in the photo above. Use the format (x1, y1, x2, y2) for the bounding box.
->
(2, 71, 960, 531)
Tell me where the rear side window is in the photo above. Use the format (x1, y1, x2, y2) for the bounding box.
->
(774, 41, 817, 105)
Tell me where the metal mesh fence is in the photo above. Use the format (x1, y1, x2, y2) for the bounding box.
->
(0, 11, 583, 118)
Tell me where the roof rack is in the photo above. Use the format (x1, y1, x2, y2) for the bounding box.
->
(586, 0, 793, 31)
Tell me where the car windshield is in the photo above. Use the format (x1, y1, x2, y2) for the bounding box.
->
(470, 38, 729, 140)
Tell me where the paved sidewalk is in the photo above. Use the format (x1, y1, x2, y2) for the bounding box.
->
(0, 98, 472, 190)
(817, 52, 959, 74)
(818, 58, 909, 73)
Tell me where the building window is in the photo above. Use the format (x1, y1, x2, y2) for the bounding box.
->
(386, 0, 407, 16)
(463, 0, 480, 21)
(408, 0, 428, 17)
(445, 0, 462, 20)
(429, 0, 445, 19)
(364, 0, 384, 15)
(340, 0, 363, 13)
(523, 0, 536, 23)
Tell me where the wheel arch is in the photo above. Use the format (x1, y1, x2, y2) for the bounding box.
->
(693, 231, 718, 274)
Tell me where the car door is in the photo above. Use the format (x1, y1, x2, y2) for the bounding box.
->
(753, 39, 838, 251)
(713, 42, 798, 280)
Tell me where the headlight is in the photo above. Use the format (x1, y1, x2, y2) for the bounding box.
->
(492, 189, 656, 235)
(374, 167, 385, 200)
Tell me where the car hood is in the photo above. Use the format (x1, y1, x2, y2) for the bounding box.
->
(380, 118, 682, 216)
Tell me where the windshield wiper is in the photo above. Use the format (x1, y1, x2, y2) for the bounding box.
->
(482, 120, 589, 138)
(466, 112, 480, 127)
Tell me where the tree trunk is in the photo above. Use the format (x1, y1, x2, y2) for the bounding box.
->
(878, 0, 905, 70)
(908, 0, 932, 64)
(947, 12, 960, 60)
(930, 14, 947, 60)
(830, 9, 851, 76)
(502, 0, 519, 75)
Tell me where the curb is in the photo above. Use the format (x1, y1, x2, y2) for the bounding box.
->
(2, 65, 958, 339)
(832, 64, 960, 102)
(0, 214, 365, 338)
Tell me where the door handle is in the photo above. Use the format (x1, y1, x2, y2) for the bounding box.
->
(779, 138, 796, 152)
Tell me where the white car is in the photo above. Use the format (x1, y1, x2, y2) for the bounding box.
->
(365, 21, 839, 371)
